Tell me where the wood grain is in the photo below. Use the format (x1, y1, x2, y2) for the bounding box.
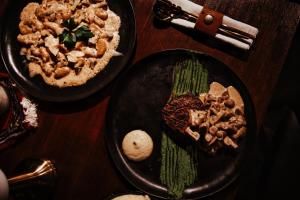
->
(0, 0, 299, 199)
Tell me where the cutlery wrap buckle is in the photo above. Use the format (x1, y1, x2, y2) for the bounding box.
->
(195, 7, 224, 37)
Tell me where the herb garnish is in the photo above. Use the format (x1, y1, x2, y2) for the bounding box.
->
(62, 18, 77, 30)
(74, 25, 94, 41)
(59, 18, 94, 48)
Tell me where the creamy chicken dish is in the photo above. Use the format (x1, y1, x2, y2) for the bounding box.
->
(17, 0, 121, 87)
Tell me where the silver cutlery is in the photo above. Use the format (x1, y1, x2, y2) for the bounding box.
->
(153, 0, 256, 47)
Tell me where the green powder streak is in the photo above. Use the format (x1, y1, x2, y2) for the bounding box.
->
(160, 57, 209, 199)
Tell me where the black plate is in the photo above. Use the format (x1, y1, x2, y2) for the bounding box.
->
(0, 0, 136, 102)
(105, 49, 256, 199)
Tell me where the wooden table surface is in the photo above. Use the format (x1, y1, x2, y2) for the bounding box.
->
(0, 0, 299, 199)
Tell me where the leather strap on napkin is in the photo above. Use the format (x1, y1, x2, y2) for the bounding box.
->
(195, 7, 224, 36)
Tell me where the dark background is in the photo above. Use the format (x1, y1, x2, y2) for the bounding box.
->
(236, 24, 300, 200)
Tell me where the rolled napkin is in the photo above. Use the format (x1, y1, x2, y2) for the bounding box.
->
(156, 0, 259, 50)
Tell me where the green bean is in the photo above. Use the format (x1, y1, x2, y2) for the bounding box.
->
(160, 58, 210, 199)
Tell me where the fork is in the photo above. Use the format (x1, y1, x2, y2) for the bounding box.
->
(153, 0, 255, 46)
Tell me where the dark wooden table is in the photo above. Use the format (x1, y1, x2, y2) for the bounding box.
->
(0, 0, 299, 199)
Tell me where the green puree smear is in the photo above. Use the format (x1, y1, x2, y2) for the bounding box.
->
(160, 57, 209, 198)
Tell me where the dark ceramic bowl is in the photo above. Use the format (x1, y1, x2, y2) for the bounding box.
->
(0, 0, 136, 102)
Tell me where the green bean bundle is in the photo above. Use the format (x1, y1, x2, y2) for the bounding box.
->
(160, 57, 209, 198)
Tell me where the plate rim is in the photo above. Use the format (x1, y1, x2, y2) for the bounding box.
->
(105, 48, 257, 199)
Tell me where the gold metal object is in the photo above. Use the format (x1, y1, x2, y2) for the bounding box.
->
(8, 160, 56, 185)
(204, 14, 214, 25)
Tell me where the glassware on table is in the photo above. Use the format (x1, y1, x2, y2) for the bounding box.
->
(0, 159, 57, 200)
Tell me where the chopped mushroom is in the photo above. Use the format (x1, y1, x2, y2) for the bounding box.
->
(205, 133, 213, 142)
(162, 82, 247, 154)
(224, 136, 238, 149)
(216, 130, 225, 139)
(233, 127, 246, 139)
(210, 110, 225, 125)
(208, 136, 217, 145)
(185, 127, 200, 141)
(224, 99, 235, 108)
(209, 126, 218, 135)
